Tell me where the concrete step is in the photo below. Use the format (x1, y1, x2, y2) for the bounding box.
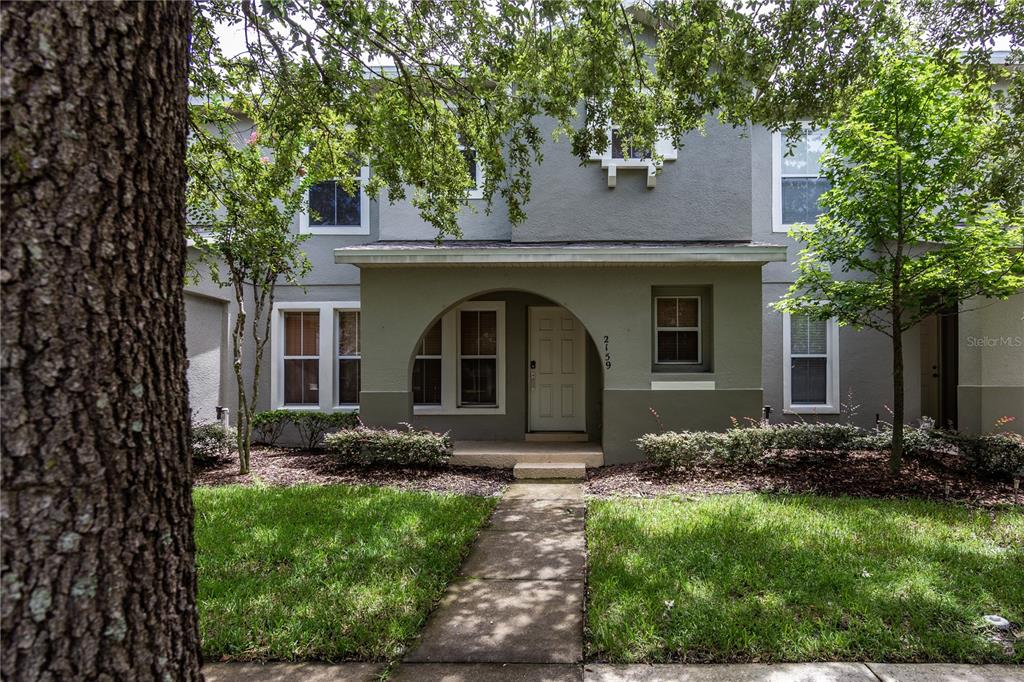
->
(513, 462, 588, 480)
(452, 452, 603, 468)
(525, 432, 589, 442)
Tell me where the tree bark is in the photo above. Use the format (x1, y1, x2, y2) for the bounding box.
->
(890, 320, 905, 473)
(1, 3, 201, 680)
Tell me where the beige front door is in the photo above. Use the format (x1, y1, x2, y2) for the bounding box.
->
(528, 306, 586, 432)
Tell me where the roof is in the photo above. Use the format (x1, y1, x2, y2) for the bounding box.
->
(334, 240, 789, 266)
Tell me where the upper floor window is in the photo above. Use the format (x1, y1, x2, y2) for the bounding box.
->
(458, 136, 484, 200)
(773, 128, 830, 232)
(299, 166, 370, 235)
(590, 126, 677, 189)
(783, 313, 840, 413)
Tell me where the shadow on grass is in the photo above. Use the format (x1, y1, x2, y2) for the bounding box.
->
(194, 484, 495, 662)
(586, 494, 1023, 664)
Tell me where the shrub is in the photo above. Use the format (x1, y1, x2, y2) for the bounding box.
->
(324, 425, 452, 466)
(769, 423, 863, 452)
(291, 410, 361, 450)
(251, 409, 290, 446)
(192, 421, 237, 465)
(638, 431, 732, 469)
(938, 431, 1024, 479)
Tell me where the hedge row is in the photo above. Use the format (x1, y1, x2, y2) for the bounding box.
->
(638, 422, 1024, 479)
(252, 410, 360, 450)
(324, 426, 452, 466)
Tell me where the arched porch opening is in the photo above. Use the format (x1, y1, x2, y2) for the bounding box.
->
(403, 288, 605, 446)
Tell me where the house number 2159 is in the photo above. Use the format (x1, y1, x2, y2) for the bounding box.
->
(603, 336, 612, 369)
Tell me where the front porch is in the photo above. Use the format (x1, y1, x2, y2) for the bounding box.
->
(452, 440, 604, 479)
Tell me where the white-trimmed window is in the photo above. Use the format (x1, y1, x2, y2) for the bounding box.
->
(271, 301, 360, 412)
(655, 296, 701, 365)
(282, 311, 320, 406)
(589, 126, 677, 188)
(783, 313, 840, 413)
(299, 166, 370, 235)
(459, 309, 499, 406)
(337, 310, 361, 406)
(773, 128, 830, 232)
(412, 320, 443, 405)
(458, 137, 484, 200)
(413, 301, 505, 415)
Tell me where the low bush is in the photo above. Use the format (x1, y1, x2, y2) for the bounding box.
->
(640, 419, 1024, 480)
(192, 421, 237, 465)
(251, 409, 290, 446)
(939, 431, 1024, 479)
(290, 411, 361, 450)
(770, 423, 863, 452)
(324, 425, 452, 466)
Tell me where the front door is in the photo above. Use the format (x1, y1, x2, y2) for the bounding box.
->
(528, 306, 586, 432)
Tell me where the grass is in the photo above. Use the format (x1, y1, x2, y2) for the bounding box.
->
(587, 494, 1023, 663)
(194, 484, 495, 662)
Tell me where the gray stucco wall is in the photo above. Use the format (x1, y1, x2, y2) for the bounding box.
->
(377, 115, 754, 243)
(356, 263, 765, 462)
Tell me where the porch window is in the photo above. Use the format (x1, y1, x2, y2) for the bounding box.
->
(283, 311, 320, 406)
(459, 310, 498, 406)
(655, 296, 701, 364)
(784, 313, 840, 413)
(773, 128, 830, 232)
(413, 319, 443, 405)
(337, 310, 360, 405)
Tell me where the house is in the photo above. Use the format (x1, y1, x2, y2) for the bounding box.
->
(184, 114, 1024, 470)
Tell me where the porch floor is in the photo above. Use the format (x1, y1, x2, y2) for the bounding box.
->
(451, 440, 604, 469)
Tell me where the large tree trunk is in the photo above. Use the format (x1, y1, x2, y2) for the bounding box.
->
(1, 3, 201, 680)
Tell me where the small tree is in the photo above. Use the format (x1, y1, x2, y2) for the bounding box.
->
(186, 88, 353, 474)
(775, 46, 1024, 472)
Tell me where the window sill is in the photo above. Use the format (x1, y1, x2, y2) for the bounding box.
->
(333, 405, 359, 413)
(784, 406, 841, 415)
(414, 405, 506, 416)
(651, 380, 716, 391)
(301, 225, 370, 236)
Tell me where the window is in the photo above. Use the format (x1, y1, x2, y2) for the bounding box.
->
(459, 310, 498, 406)
(337, 311, 360, 405)
(299, 167, 370, 235)
(413, 320, 442, 405)
(272, 302, 359, 412)
(655, 297, 701, 364)
(784, 313, 840, 413)
(589, 126, 677, 188)
(773, 128, 830, 232)
(458, 136, 484, 199)
(611, 128, 651, 160)
(413, 302, 505, 414)
(283, 311, 320, 406)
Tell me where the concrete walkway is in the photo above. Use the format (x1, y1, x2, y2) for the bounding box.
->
(396, 482, 586, 677)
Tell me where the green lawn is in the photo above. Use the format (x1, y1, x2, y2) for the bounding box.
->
(194, 484, 495, 661)
(587, 494, 1023, 663)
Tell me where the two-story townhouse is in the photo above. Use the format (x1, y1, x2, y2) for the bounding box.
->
(185, 105, 1024, 468)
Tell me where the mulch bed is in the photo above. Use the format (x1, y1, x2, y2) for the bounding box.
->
(586, 449, 1024, 508)
(194, 447, 512, 497)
